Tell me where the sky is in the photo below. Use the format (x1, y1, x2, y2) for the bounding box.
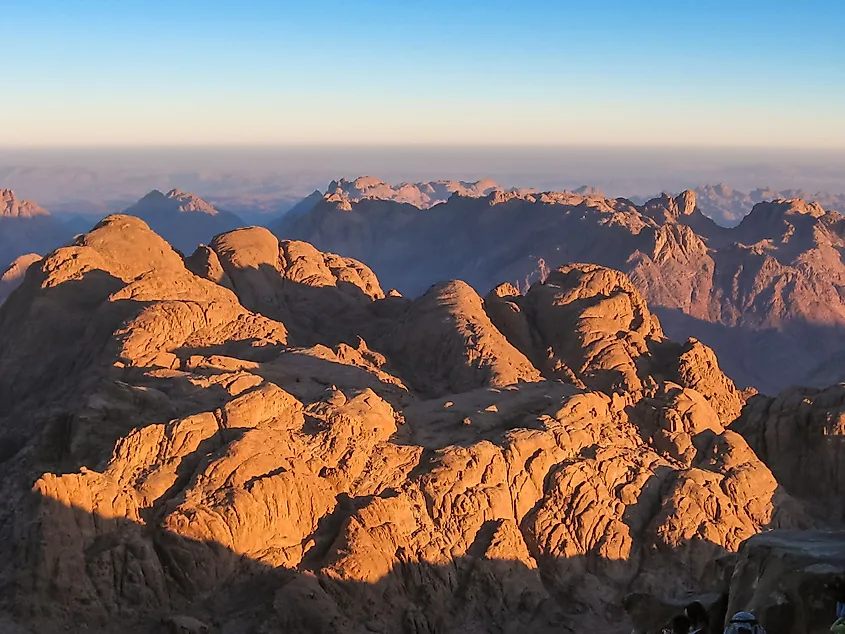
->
(2, 0, 844, 148)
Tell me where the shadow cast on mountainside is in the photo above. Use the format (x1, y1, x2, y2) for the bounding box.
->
(5, 490, 770, 634)
(220, 261, 398, 351)
(171, 335, 592, 452)
(652, 307, 845, 395)
(171, 341, 414, 409)
(279, 195, 648, 300)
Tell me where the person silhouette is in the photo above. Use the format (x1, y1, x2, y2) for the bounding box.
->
(685, 601, 710, 634)
(663, 614, 692, 634)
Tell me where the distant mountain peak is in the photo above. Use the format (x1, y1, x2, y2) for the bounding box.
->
(0, 189, 51, 218)
(739, 198, 827, 230)
(131, 188, 220, 216)
(641, 190, 697, 222)
(572, 185, 605, 197)
(322, 176, 504, 209)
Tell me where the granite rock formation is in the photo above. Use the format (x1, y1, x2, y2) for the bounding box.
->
(0, 215, 821, 633)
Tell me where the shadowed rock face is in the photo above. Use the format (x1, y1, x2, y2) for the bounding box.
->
(0, 215, 831, 634)
(725, 531, 845, 634)
(732, 384, 845, 521)
(277, 188, 845, 394)
(0, 253, 40, 304)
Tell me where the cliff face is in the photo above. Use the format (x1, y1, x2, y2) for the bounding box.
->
(277, 189, 845, 393)
(0, 215, 819, 633)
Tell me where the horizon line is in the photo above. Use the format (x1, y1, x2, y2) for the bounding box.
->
(3, 142, 845, 153)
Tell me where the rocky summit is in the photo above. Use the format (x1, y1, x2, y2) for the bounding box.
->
(2, 214, 845, 633)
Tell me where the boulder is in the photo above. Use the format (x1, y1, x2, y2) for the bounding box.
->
(726, 531, 845, 634)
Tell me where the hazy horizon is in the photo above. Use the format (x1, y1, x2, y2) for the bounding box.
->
(3, 145, 845, 218)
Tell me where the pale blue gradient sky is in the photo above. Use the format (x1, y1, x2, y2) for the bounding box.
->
(2, 0, 844, 147)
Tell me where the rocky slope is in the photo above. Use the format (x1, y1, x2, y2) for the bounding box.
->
(0, 190, 74, 274)
(0, 215, 825, 633)
(122, 189, 244, 254)
(277, 187, 845, 393)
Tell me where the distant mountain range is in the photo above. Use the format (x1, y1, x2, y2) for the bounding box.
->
(325, 176, 504, 208)
(0, 190, 74, 270)
(122, 188, 244, 253)
(631, 183, 845, 227)
(289, 178, 845, 229)
(4, 178, 845, 395)
(0, 188, 245, 279)
(276, 182, 845, 393)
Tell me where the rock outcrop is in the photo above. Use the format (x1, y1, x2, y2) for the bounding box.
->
(732, 384, 845, 520)
(385, 280, 542, 396)
(725, 530, 845, 634)
(205, 227, 386, 346)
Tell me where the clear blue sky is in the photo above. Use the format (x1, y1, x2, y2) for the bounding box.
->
(2, 0, 844, 147)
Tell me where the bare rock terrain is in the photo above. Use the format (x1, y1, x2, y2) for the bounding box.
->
(1, 215, 836, 634)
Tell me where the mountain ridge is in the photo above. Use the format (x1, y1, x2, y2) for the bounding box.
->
(277, 185, 845, 393)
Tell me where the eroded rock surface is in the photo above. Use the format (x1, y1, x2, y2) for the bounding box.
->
(0, 217, 821, 633)
(733, 384, 845, 520)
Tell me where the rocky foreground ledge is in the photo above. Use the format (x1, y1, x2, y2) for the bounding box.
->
(627, 530, 845, 633)
(0, 215, 842, 633)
